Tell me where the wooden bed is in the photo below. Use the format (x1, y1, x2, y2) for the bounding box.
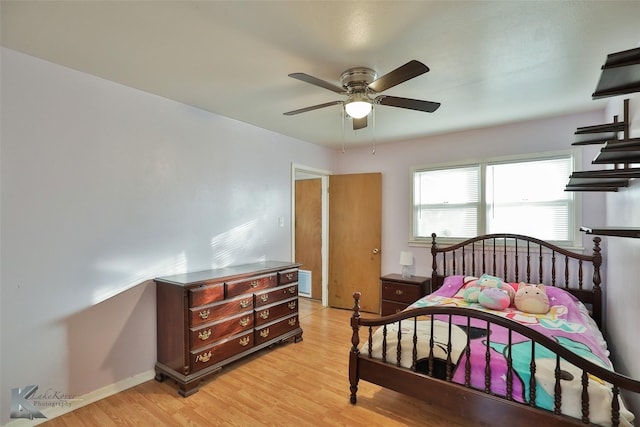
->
(349, 233, 640, 427)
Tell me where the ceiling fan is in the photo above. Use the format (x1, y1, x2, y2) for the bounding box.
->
(283, 60, 441, 130)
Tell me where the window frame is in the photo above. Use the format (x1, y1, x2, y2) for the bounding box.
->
(409, 149, 582, 249)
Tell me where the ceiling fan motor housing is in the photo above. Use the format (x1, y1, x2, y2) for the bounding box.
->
(340, 67, 377, 93)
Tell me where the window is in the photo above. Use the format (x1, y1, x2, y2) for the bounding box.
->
(412, 153, 577, 245)
(413, 165, 480, 238)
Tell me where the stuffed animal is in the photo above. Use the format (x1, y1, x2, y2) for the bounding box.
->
(477, 287, 512, 310)
(462, 274, 515, 309)
(462, 274, 516, 304)
(514, 284, 550, 314)
(462, 274, 500, 303)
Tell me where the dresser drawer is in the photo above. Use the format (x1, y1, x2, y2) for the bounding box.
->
(226, 274, 277, 298)
(381, 281, 423, 304)
(189, 282, 224, 307)
(254, 283, 298, 308)
(254, 297, 298, 327)
(189, 294, 254, 327)
(190, 330, 253, 373)
(381, 300, 410, 316)
(278, 269, 298, 285)
(254, 313, 299, 346)
(190, 311, 253, 350)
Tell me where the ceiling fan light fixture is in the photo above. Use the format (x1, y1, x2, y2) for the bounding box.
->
(344, 93, 372, 119)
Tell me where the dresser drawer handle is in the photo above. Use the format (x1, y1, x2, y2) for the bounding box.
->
(259, 310, 269, 320)
(260, 294, 269, 303)
(286, 273, 294, 280)
(198, 329, 212, 341)
(239, 336, 250, 347)
(288, 301, 296, 310)
(240, 299, 250, 308)
(288, 318, 297, 326)
(239, 317, 250, 327)
(288, 286, 296, 294)
(199, 309, 210, 320)
(250, 280, 259, 288)
(395, 289, 404, 296)
(259, 328, 269, 338)
(196, 351, 212, 363)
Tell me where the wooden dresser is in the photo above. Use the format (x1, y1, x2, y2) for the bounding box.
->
(380, 274, 431, 315)
(154, 261, 302, 396)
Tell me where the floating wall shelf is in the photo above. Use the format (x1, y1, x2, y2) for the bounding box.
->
(572, 131, 620, 146)
(592, 139, 640, 164)
(602, 138, 640, 150)
(592, 46, 640, 99)
(565, 186, 621, 192)
(565, 168, 640, 192)
(566, 179, 628, 191)
(580, 226, 640, 239)
(572, 120, 625, 146)
(575, 122, 627, 134)
(570, 169, 640, 179)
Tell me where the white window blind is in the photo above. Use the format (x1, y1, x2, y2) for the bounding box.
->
(412, 154, 575, 244)
(413, 165, 480, 238)
(486, 157, 572, 240)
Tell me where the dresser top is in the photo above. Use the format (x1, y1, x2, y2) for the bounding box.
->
(155, 260, 300, 286)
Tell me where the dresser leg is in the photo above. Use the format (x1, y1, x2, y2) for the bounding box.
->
(178, 381, 201, 397)
(154, 370, 166, 382)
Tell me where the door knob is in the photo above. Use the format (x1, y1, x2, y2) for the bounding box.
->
(372, 248, 380, 254)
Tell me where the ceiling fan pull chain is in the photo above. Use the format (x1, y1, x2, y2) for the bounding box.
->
(371, 107, 376, 155)
(341, 106, 346, 154)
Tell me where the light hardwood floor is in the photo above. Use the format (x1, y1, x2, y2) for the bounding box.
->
(42, 298, 477, 426)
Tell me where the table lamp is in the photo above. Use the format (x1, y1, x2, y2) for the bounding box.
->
(400, 251, 413, 278)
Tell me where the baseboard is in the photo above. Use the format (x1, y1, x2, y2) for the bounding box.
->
(4, 369, 156, 426)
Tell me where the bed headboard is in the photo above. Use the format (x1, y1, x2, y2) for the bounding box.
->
(430, 233, 603, 327)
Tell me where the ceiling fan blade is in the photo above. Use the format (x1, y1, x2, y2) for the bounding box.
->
(367, 60, 429, 93)
(374, 95, 441, 113)
(352, 116, 367, 130)
(288, 73, 346, 94)
(283, 100, 343, 116)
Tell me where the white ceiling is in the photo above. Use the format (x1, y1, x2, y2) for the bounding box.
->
(2, 1, 640, 149)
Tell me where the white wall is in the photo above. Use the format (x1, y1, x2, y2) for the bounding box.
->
(604, 93, 640, 414)
(334, 110, 607, 278)
(0, 48, 336, 423)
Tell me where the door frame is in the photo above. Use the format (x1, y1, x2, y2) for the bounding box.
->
(291, 163, 331, 306)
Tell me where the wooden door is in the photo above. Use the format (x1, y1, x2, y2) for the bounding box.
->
(329, 173, 382, 313)
(295, 179, 322, 299)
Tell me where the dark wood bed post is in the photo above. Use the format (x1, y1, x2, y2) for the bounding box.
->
(349, 292, 362, 404)
(591, 236, 603, 328)
(431, 233, 438, 289)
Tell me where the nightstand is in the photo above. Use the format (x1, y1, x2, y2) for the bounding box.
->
(380, 274, 431, 315)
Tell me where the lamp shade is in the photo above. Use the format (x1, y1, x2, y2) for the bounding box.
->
(400, 251, 413, 266)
